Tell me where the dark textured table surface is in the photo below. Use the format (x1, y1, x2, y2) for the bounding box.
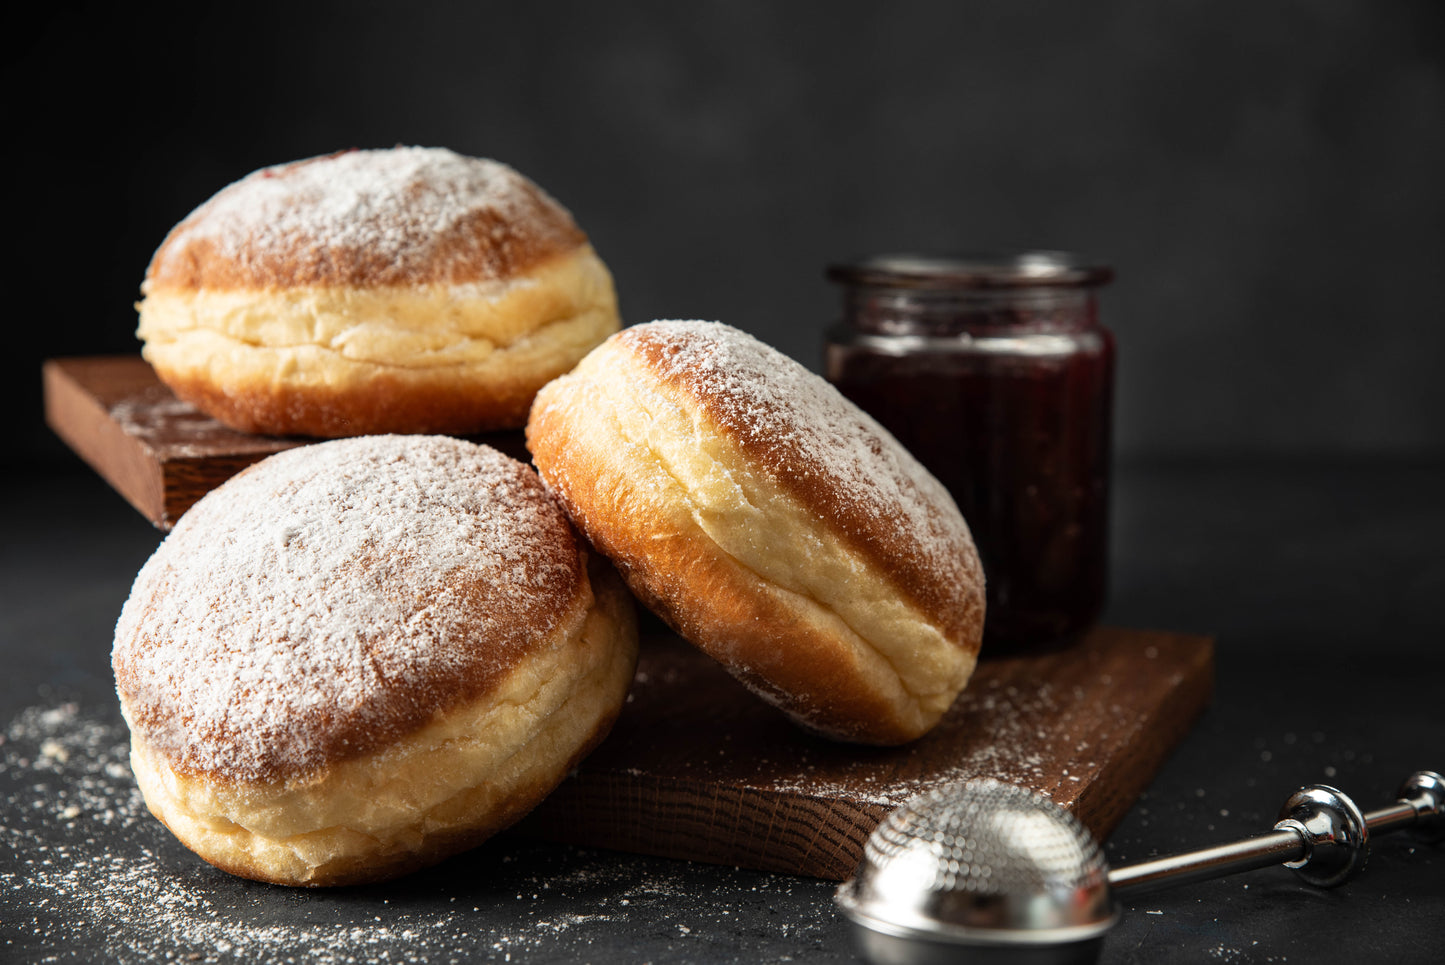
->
(3, 459, 1442, 964)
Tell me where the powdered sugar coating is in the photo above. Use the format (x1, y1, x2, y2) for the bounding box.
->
(112, 436, 585, 783)
(624, 321, 983, 637)
(144, 147, 587, 290)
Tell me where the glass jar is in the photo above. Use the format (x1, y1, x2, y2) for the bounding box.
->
(824, 253, 1115, 649)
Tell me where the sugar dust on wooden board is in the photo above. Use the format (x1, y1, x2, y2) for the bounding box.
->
(518, 627, 1213, 881)
(105, 389, 273, 462)
(748, 673, 1095, 806)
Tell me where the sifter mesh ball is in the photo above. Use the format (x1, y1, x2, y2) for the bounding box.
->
(836, 779, 1118, 960)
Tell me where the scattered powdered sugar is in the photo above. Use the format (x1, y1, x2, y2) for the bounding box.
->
(107, 386, 300, 461)
(695, 672, 1098, 811)
(150, 147, 581, 287)
(112, 435, 581, 782)
(3, 701, 840, 964)
(627, 321, 982, 617)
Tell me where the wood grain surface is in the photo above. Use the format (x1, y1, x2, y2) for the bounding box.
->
(42, 356, 529, 528)
(525, 625, 1213, 879)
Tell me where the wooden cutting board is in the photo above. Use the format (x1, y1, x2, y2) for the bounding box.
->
(527, 626, 1212, 879)
(42, 356, 529, 529)
(43, 355, 1214, 879)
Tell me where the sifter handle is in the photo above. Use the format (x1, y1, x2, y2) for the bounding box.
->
(1109, 769, 1443, 894)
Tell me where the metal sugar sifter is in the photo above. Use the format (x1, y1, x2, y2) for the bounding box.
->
(835, 770, 1443, 965)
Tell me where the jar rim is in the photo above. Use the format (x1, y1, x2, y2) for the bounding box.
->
(826, 252, 1113, 290)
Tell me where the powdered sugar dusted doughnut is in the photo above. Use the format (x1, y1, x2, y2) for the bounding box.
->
(112, 435, 637, 886)
(526, 321, 984, 744)
(137, 147, 621, 437)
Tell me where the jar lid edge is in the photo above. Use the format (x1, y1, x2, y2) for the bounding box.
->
(826, 252, 1114, 289)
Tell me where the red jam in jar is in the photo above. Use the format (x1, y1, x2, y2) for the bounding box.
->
(824, 253, 1115, 649)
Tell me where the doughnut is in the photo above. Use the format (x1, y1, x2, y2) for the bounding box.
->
(111, 435, 638, 886)
(136, 147, 621, 437)
(526, 321, 985, 745)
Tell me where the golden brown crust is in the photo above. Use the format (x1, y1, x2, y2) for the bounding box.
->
(144, 149, 587, 292)
(527, 321, 984, 744)
(113, 438, 640, 886)
(134, 148, 621, 437)
(534, 448, 924, 743)
(112, 436, 587, 783)
(125, 555, 637, 887)
(625, 325, 983, 648)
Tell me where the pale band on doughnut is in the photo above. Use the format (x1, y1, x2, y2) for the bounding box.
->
(136, 147, 621, 437)
(527, 320, 985, 745)
(112, 435, 638, 886)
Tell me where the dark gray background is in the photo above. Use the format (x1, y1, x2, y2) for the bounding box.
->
(10, 0, 1444, 467)
(6, 5, 1444, 961)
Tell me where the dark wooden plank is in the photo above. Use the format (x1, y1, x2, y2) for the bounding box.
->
(43, 357, 306, 528)
(524, 626, 1214, 879)
(42, 356, 530, 528)
(43, 356, 172, 525)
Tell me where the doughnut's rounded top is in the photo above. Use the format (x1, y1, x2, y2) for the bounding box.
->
(621, 321, 982, 643)
(112, 435, 588, 784)
(527, 320, 985, 744)
(143, 147, 589, 291)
